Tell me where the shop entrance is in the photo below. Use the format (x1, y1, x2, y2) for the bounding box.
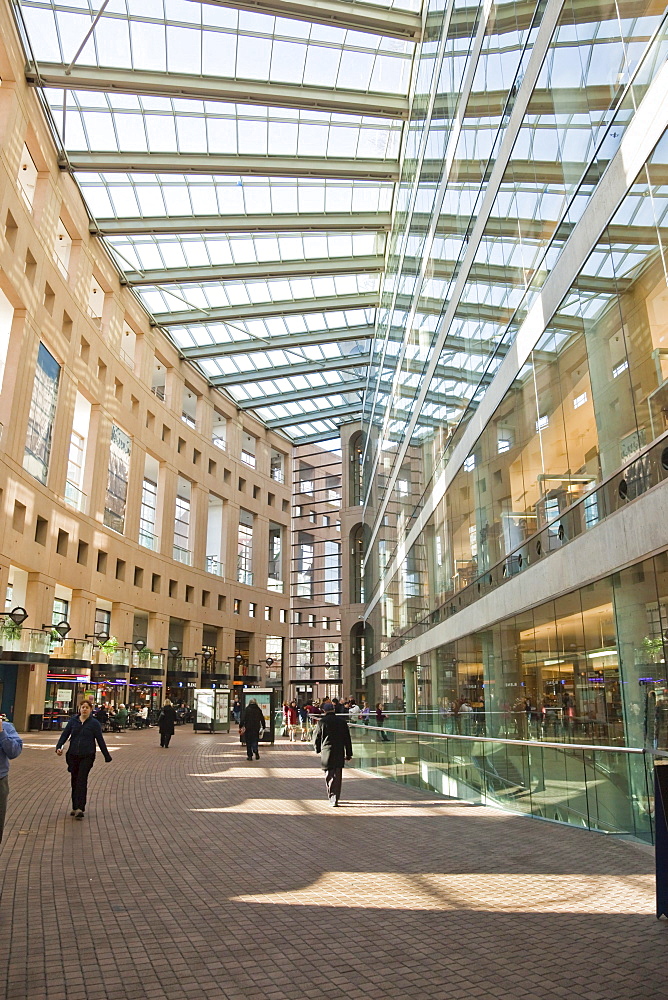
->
(0, 664, 17, 719)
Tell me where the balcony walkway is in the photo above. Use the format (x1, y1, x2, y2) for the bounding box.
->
(0, 728, 664, 1000)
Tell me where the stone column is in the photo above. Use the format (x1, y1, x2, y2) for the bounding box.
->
(404, 657, 417, 729)
(70, 590, 97, 638)
(13, 573, 56, 730)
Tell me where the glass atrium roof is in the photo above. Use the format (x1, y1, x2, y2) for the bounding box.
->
(17, 0, 419, 442)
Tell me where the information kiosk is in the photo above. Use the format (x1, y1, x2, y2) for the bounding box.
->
(193, 688, 231, 732)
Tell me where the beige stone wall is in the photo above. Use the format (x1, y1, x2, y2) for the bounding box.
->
(0, 9, 291, 726)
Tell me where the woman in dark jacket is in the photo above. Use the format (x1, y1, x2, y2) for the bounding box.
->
(240, 699, 265, 760)
(55, 700, 112, 818)
(158, 700, 177, 748)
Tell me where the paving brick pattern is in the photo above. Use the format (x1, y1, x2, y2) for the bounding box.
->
(0, 728, 664, 1000)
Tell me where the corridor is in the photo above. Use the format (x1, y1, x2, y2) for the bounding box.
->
(0, 728, 662, 1000)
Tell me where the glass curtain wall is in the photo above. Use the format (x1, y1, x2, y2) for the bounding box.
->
(361, 0, 668, 765)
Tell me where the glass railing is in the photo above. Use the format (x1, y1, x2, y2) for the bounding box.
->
(131, 652, 164, 670)
(49, 638, 93, 660)
(377, 710, 626, 748)
(349, 723, 655, 842)
(0, 628, 51, 654)
(64, 480, 87, 512)
(173, 544, 192, 565)
(382, 428, 668, 657)
(168, 656, 198, 675)
(139, 528, 159, 551)
(237, 568, 254, 586)
(267, 577, 284, 592)
(93, 648, 131, 668)
(206, 555, 224, 576)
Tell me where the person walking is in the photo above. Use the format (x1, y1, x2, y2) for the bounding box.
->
(158, 700, 177, 748)
(240, 698, 265, 760)
(0, 714, 23, 844)
(55, 699, 113, 819)
(376, 702, 390, 742)
(313, 701, 353, 807)
(283, 699, 299, 741)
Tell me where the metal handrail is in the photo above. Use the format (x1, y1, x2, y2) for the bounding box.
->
(348, 721, 655, 755)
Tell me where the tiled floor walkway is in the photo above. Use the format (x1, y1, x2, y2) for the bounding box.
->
(0, 728, 664, 1000)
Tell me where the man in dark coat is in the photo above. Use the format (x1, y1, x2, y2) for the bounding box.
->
(313, 701, 353, 807)
(240, 699, 265, 760)
(158, 700, 177, 748)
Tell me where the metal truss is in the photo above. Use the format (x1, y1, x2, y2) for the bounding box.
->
(181, 325, 374, 359)
(123, 255, 385, 286)
(62, 151, 399, 182)
(30, 64, 409, 120)
(91, 213, 392, 236)
(153, 292, 378, 326)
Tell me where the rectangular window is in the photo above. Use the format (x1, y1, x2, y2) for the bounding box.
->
(241, 432, 256, 467)
(298, 463, 314, 494)
(54, 220, 72, 277)
(18, 145, 38, 209)
(573, 392, 588, 409)
(52, 597, 69, 626)
(67, 425, 85, 491)
(324, 642, 341, 678)
(94, 607, 111, 636)
(88, 275, 104, 321)
(270, 449, 284, 483)
(23, 343, 60, 485)
(237, 509, 253, 585)
(295, 639, 312, 666)
(296, 532, 314, 598)
(104, 425, 131, 533)
(64, 392, 91, 512)
(140, 477, 159, 550)
(324, 541, 341, 605)
(212, 410, 226, 450)
(173, 479, 192, 564)
(268, 523, 283, 592)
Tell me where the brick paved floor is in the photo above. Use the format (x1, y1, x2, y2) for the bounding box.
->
(0, 728, 664, 1000)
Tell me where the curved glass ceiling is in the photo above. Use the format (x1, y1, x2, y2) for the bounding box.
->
(18, 0, 419, 441)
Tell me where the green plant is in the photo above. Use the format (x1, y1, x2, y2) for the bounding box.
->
(136, 646, 153, 663)
(642, 636, 664, 661)
(0, 618, 23, 642)
(99, 635, 119, 655)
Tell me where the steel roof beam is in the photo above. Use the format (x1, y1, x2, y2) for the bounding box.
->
(294, 429, 345, 444)
(198, 0, 422, 40)
(153, 291, 377, 326)
(435, 0, 655, 40)
(236, 378, 367, 407)
(265, 402, 362, 427)
(63, 151, 398, 182)
(426, 84, 648, 120)
(91, 213, 392, 236)
(210, 355, 371, 385)
(400, 257, 631, 294)
(405, 213, 668, 247)
(123, 254, 385, 286)
(391, 295, 584, 334)
(181, 325, 374, 358)
(29, 64, 409, 120)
